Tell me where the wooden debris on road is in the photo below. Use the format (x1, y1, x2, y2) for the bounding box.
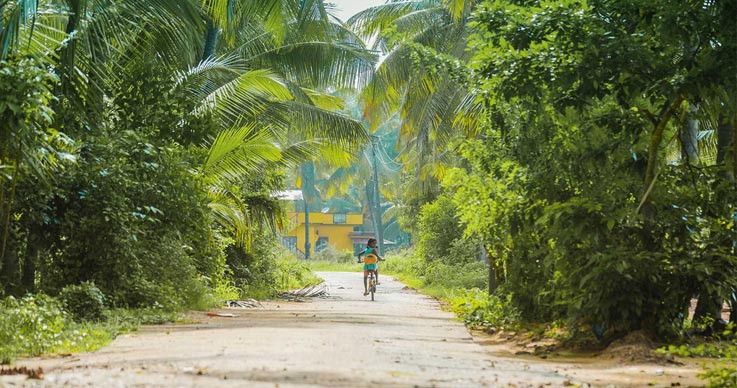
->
(224, 299, 263, 308)
(206, 312, 238, 318)
(0, 366, 44, 379)
(279, 283, 329, 301)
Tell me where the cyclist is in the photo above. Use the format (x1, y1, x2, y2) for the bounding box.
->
(357, 238, 384, 296)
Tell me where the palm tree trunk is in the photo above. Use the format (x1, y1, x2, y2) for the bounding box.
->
(202, 20, 219, 62)
(370, 140, 384, 254)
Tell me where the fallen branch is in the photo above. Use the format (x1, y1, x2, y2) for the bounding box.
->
(279, 282, 329, 301)
(224, 299, 263, 308)
(0, 366, 44, 379)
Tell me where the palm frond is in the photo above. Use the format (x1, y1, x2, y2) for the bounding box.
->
(269, 100, 367, 151)
(348, 1, 440, 42)
(203, 122, 282, 181)
(173, 53, 245, 94)
(243, 40, 377, 89)
(208, 201, 250, 246)
(196, 69, 293, 121)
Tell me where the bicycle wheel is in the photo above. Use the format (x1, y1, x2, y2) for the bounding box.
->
(370, 276, 376, 301)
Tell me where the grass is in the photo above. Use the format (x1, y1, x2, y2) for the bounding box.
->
(308, 260, 361, 272)
(382, 267, 451, 299)
(0, 295, 180, 364)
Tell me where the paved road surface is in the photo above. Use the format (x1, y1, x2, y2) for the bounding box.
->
(0, 273, 619, 387)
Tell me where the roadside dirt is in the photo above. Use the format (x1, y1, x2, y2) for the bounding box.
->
(0, 272, 706, 387)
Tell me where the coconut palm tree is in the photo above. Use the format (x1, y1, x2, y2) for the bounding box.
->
(1, 0, 377, 280)
(348, 0, 483, 202)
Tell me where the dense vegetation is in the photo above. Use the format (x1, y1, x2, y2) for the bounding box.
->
(0, 0, 373, 360)
(349, 0, 735, 341)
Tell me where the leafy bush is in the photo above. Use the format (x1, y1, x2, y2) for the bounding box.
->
(226, 235, 321, 299)
(450, 288, 521, 330)
(382, 251, 427, 278)
(425, 261, 488, 290)
(0, 293, 183, 363)
(0, 295, 66, 363)
(659, 343, 737, 359)
(33, 128, 217, 310)
(59, 282, 106, 322)
(313, 246, 354, 263)
(415, 196, 465, 264)
(700, 364, 737, 388)
(276, 256, 322, 291)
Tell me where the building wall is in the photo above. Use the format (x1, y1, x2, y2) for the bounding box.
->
(284, 212, 363, 255)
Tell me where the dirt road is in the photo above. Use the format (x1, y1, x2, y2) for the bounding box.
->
(2, 272, 703, 387)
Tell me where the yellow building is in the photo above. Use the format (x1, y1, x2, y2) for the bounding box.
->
(281, 212, 365, 255)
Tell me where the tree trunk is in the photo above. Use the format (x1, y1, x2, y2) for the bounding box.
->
(702, 116, 736, 326)
(639, 95, 685, 215)
(58, 0, 80, 95)
(717, 115, 735, 180)
(0, 238, 19, 295)
(202, 20, 219, 62)
(680, 104, 699, 165)
(370, 140, 384, 255)
(364, 183, 379, 242)
(488, 260, 498, 294)
(21, 227, 40, 293)
(694, 293, 724, 328)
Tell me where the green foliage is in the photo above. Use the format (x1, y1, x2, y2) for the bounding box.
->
(425, 261, 488, 290)
(58, 282, 106, 322)
(225, 234, 321, 299)
(275, 255, 323, 291)
(0, 293, 180, 363)
(35, 128, 215, 309)
(0, 58, 65, 292)
(209, 275, 242, 302)
(382, 250, 489, 299)
(416, 195, 478, 265)
(446, 0, 737, 340)
(450, 288, 521, 330)
(313, 246, 354, 263)
(382, 250, 427, 278)
(700, 364, 737, 388)
(660, 343, 737, 359)
(0, 294, 117, 364)
(0, 295, 66, 363)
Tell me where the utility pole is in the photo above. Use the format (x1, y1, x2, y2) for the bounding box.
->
(303, 197, 310, 260)
(369, 136, 384, 255)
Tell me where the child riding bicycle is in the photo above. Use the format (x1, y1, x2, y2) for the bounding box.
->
(357, 238, 384, 296)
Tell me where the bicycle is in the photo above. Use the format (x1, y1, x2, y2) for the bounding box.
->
(358, 253, 379, 301)
(367, 268, 377, 301)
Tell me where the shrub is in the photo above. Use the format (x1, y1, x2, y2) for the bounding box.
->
(313, 246, 353, 263)
(0, 295, 67, 363)
(450, 288, 521, 330)
(425, 261, 488, 289)
(415, 196, 464, 263)
(58, 282, 106, 322)
(226, 235, 321, 299)
(382, 250, 426, 278)
(447, 237, 483, 265)
(700, 363, 737, 388)
(276, 256, 322, 290)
